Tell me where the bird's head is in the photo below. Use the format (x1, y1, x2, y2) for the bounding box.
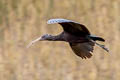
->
(27, 34, 52, 48)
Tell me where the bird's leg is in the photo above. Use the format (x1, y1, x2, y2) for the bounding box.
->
(95, 42, 109, 52)
(27, 36, 42, 48)
(90, 40, 109, 52)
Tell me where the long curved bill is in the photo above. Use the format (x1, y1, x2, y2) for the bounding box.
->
(27, 36, 42, 48)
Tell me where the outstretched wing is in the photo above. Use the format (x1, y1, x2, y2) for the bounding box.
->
(47, 19, 90, 36)
(69, 42, 95, 59)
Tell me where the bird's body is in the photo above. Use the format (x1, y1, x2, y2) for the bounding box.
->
(55, 32, 89, 43)
(28, 18, 109, 59)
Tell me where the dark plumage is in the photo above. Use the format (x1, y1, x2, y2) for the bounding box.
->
(27, 19, 109, 59)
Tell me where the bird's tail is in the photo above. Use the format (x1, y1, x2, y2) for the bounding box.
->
(89, 35, 105, 42)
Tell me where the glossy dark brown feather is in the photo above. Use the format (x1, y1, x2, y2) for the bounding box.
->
(47, 19, 90, 36)
(70, 42, 95, 59)
(59, 22, 90, 36)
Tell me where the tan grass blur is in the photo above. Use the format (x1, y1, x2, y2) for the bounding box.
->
(0, 0, 120, 80)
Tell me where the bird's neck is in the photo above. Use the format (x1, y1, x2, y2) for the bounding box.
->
(46, 34, 64, 41)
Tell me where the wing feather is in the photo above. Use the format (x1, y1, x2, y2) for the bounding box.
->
(47, 19, 72, 24)
(70, 42, 95, 59)
(47, 19, 90, 36)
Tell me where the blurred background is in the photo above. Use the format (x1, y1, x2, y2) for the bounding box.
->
(0, 0, 120, 80)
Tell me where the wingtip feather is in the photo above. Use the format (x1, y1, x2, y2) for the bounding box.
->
(47, 18, 72, 24)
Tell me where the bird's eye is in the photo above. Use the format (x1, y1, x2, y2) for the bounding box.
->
(42, 34, 51, 38)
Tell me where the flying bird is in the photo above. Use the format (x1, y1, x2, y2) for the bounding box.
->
(27, 19, 109, 59)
